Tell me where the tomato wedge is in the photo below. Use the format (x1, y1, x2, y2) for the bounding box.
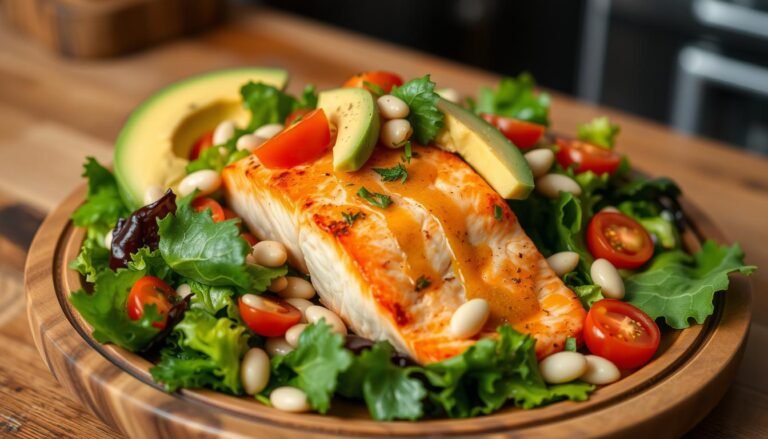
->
(584, 299, 660, 369)
(285, 108, 312, 126)
(189, 131, 214, 160)
(127, 276, 174, 329)
(239, 296, 301, 337)
(555, 138, 621, 174)
(343, 71, 403, 94)
(191, 197, 225, 222)
(587, 212, 654, 269)
(480, 113, 545, 149)
(241, 232, 258, 247)
(254, 109, 331, 169)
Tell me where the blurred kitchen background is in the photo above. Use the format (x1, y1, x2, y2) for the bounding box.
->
(257, 0, 768, 155)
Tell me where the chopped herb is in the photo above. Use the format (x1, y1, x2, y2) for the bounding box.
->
(342, 211, 365, 225)
(564, 337, 577, 352)
(363, 81, 386, 97)
(415, 276, 431, 291)
(357, 187, 393, 209)
(373, 163, 408, 183)
(402, 142, 413, 164)
(494, 205, 503, 221)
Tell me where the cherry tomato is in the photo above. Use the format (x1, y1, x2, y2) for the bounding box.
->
(584, 299, 660, 369)
(241, 232, 258, 246)
(480, 113, 545, 149)
(223, 207, 239, 221)
(127, 276, 174, 329)
(239, 296, 301, 337)
(555, 138, 622, 175)
(343, 71, 404, 94)
(285, 108, 312, 126)
(191, 197, 225, 222)
(587, 212, 654, 269)
(189, 131, 214, 160)
(254, 109, 331, 168)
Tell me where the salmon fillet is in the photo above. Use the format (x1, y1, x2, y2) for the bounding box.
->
(222, 146, 585, 364)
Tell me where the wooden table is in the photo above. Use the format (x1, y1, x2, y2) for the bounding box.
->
(1, 7, 766, 438)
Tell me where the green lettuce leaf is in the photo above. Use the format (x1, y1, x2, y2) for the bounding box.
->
(69, 232, 110, 282)
(572, 284, 604, 308)
(69, 268, 162, 351)
(241, 81, 314, 130)
(127, 247, 174, 281)
(625, 241, 756, 328)
(71, 157, 129, 231)
(269, 321, 353, 413)
(391, 75, 445, 144)
(577, 117, 620, 149)
(188, 280, 239, 319)
(475, 73, 550, 126)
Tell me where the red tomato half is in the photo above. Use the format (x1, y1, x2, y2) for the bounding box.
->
(343, 71, 404, 93)
(254, 109, 331, 168)
(285, 108, 312, 126)
(587, 212, 654, 269)
(191, 197, 225, 222)
(241, 232, 258, 247)
(189, 131, 214, 160)
(127, 276, 174, 329)
(481, 113, 545, 149)
(584, 299, 660, 369)
(555, 138, 621, 175)
(239, 296, 301, 337)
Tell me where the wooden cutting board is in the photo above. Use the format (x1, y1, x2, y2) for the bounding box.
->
(2, 0, 227, 58)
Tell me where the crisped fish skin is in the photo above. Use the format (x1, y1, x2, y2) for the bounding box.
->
(223, 146, 585, 364)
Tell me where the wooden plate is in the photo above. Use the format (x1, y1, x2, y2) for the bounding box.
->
(25, 185, 751, 438)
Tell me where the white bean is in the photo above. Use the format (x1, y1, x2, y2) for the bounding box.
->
(436, 88, 460, 103)
(546, 251, 580, 277)
(240, 293, 263, 309)
(241, 348, 270, 395)
(143, 185, 164, 205)
(450, 298, 490, 339)
(536, 174, 582, 198)
(178, 169, 221, 197)
(268, 276, 288, 293)
(270, 386, 310, 413)
(305, 305, 347, 335)
(377, 95, 410, 119)
(213, 120, 236, 145)
(175, 283, 192, 298)
(524, 149, 555, 178)
(278, 277, 316, 300)
(285, 323, 308, 347)
(601, 206, 620, 213)
(380, 119, 412, 148)
(284, 298, 313, 323)
(254, 123, 284, 139)
(591, 258, 625, 299)
(539, 351, 587, 384)
(265, 337, 294, 357)
(236, 134, 265, 152)
(581, 355, 621, 385)
(245, 253, 257, 266)
(103, 231, 113, 251)
(252, 240, 288, 267)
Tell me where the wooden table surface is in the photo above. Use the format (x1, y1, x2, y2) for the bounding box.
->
(1, 7, 766, 438)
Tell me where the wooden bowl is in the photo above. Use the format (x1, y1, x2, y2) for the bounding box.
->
(25, 185, 751, 438)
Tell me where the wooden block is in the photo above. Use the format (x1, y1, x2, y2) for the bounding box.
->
(2, 0, 228, 58)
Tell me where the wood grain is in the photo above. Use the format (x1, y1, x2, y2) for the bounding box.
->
(0, 5, 767, 437)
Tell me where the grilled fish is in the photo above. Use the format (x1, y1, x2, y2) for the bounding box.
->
(222, 146, 585, 364)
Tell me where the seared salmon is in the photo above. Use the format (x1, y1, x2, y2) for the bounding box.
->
(222, 146, 585, 364)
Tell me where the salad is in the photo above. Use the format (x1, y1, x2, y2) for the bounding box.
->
(69, 68, 755, 420)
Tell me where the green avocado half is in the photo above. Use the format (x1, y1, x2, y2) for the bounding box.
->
(317, 87, 380, 172)
(114, 67, 289, 209)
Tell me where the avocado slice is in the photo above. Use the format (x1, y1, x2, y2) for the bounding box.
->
(434, 98, 534, 199)
(317, 88, 380, 172)
(114, 68, 288, 209)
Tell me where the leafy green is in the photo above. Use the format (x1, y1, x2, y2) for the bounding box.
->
(188, 281, 239, 319)
(69, 233, 110, 282)
(69, 268, 162, 352)
(269, 321, 353, 413)
(158, 198, 285, 290)
(338, 342, 426, 421)
(572, 284, 604, 309)
(342, 211, 365, 225)
(298, 84, 318, 109)
(564, 337, 577, 352)
(356, 187, 393, 209)
(150, 309, 249, 394)
(71, 157, 129, 231)
(127, 247, 174, 281)
(402, 141, 413, 163)
(424, 326, 593, 417)
(373, 163, 408, 183)
(625, 241, 755, 328)
(577, 117, 620, 149)
(391, 75, 445, 144)
(240, 81, 316, 131)
(475, 73, 550, 126)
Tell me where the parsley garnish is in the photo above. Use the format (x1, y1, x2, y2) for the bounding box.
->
(373, 163, 408, 183)
(415, 276, 431, 291)
(564, 337, 577, 352)
(357, 187, 392, 209)
(391, 75, 444, 144)
(342, 211, 365, 225)
(363, 80, 386, 97)
(494, 205, 503, 221)
(402, 141, 413, 164)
